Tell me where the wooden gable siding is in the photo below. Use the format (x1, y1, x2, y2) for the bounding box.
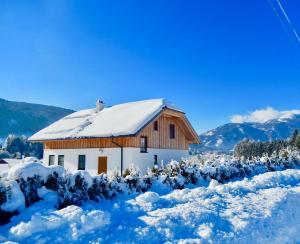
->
(44, 111, 191, 150)
(136, 114, 189, 150)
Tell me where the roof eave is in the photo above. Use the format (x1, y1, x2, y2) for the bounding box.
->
(30, 104, 184, 142)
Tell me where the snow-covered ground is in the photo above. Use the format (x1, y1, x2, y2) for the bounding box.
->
(1, 168, 300, 243)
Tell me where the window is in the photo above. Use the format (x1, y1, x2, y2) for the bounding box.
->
(58, 155, 64, 167)
(140, 136, 148, 153)
(154, 155, 158, 165)
(169, 124, 175, 139)
(78, 155, 86, 170)
(154, 121, 158, 131)
(48, 155, 55, 166)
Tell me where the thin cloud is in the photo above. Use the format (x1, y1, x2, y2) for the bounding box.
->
(230, 107, 300, 124)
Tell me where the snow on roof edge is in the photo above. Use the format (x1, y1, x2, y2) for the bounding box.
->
(29, 98, 183, 141)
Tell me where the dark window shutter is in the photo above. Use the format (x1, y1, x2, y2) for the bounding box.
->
(49, 155, 55, 166)
(170, 124, 175, 139)
(58, 155, 64, 167)
(154, 155, 158, 165)
(154, 121, 158, 131)
(78, 155, 86, 170)
(140, 136, 148, 153)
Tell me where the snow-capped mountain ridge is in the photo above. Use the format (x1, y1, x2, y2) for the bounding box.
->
(195, 114, 300, 152)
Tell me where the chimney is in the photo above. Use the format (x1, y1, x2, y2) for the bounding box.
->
(96, 99, 105, 112)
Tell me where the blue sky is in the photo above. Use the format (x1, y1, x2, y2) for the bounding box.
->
(0, 0, 300, 133)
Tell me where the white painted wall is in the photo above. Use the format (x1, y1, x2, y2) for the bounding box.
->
(44, 147, 188, 176)
(44, 148, 122, 176)
(123, 148, 188, 173)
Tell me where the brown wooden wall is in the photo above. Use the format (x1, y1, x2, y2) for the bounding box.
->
(44, 137, 136, 150)
(44, 112, 191, 150)
(136, 114, 189, 150)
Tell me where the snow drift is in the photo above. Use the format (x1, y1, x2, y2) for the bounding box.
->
(1, 169, 300, 243)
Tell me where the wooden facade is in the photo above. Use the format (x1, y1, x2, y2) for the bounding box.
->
(43, 109, 199, 150)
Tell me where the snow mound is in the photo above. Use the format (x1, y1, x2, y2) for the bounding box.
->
(135, 192, 160, 204)
(9, 205, 110, 240)
(208, 179, 220, 188)
(136, 169, 300, 243)
(7, 162, 65, 182)
(22, 157, 39, 163)
(37, 187, 58, 203)
(127, 192, 161, 211)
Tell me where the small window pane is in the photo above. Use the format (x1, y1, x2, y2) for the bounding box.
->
(154, 155, 158, 165)
(154, 121, 158, 131)
(78, 155, 86, 170)
(49, 155, 55, 166)
(170, 124, 175, 139)
(58, 155, 64, 167)
(140, 136, 148, 153)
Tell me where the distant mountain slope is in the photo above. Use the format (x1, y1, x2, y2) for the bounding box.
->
(0, 98, 74, 138)
(194, 114, 300, 152)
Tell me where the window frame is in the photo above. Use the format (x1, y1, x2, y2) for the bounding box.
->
(154, 121, 158, 131)
(154, 155, 158, 165)
(78, 155, 86, 170)
(48, 155, 55, 166)
(58, 155, 64, 167)
(169, 123, 176, 139)
(140, 136, 148, 153)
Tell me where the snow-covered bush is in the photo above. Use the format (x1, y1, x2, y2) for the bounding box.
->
(57, 171, 92, 209)
(6, 162, 65, 207)
(153, 161, 188, 189)
(0, 180, 25, 225)
(0, 182, 9, 225)
(123, 166, 152, 192)
(150, 160, 201, 189)
(88, 174, 112, 201)
(191, 151, 300, 183)
(0, 181, 6, 207)
(44, 172, 62, 191)
(1, 151, 300, 225)
(17, 175, 43, 207)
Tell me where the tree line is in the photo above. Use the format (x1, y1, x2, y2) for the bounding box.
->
(234, 129, 300, 159)
(0, 135, 43, 159)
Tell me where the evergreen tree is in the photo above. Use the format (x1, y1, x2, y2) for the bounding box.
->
(4, 135, 43, 159)
(290, 129, 299, 147)
(295, 135, 300, 149)
(6, 135, 27, 157)
(234, 130, 299, 159)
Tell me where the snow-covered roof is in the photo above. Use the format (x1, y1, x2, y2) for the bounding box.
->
(1, 158, 21, 166)
(29, 99, 182, 141)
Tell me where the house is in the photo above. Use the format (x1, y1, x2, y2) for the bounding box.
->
(29, 99, 200, 175)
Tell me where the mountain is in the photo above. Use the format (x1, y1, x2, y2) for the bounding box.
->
(0, 98, 74, 139)
(194, 114, 300, 153)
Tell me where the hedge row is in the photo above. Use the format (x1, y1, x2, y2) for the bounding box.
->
(1, 151, 300, 225)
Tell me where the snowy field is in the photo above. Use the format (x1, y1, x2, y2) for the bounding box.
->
(1, 168, 300, 243)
